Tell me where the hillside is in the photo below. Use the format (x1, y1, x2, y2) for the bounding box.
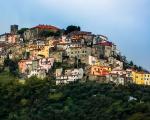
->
(0, 25, 149, 86)
(0, 79, 150, 120)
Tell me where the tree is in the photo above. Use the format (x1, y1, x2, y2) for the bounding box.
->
(39, 30, 61, 37)
(138, 66, 143, 72)
(129, 61, 134, 66)
(17, 28, 29, 35)
(0, 80, 150, 120)
(65, 25, 81, 34)
(4, 56, 19, 76)
(8, 59, 19, 76)
(39, 30, 55, 37)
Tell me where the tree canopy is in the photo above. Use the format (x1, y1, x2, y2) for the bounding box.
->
(39, 30, 61, 37)
(0, 79, 150, 120)
(17, 28, 29, 35)
(65, 25, 81, 34)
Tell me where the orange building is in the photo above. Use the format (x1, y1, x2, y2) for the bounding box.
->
(18, 60, 32, 73)
(91, 66, 111, 76)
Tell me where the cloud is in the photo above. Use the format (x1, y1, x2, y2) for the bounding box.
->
(37, 0, 145, 28)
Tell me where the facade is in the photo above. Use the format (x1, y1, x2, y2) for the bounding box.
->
(66, 47, 91, 59)
(90, 66, 111, 76)
(144, 73, 150, 85)
(132, 71, 144, 85)
(111, 70, 126, 76)
(18, 57, 54, 78)
(8, 34, 18, 43)
(39, 58, 54, 72)
(28, 69, 46, 79)
(110, 70, 126, 85)
(68, 31, 92, 40)
(38, 45, 50, 58)
(94, 41, 113, 59)
(88, 55, 100, 66)
(56, 68, 84, 85)
(109, 74, 126, 85)
(18, 60, 32, 74)
(0, 33, 9, 42)
(126, 69, 133, 82)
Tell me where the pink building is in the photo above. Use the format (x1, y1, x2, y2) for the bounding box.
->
(18, 60, 32, 74)
(8, 35, 18, 43)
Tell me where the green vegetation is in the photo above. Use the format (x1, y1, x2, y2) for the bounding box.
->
(0, 79, 150, 120)
(39, 30, 61, 37)
(0, 70, 16, 83)
(17, 28, 29, 35)
(4, 57, 19, 77)
(65, 25, 81, 34)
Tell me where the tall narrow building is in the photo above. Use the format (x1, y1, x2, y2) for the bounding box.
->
(10, 25, 18, 34)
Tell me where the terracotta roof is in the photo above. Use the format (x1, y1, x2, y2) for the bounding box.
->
(96, 41, 112, 46)
(32, 25, 60, 31)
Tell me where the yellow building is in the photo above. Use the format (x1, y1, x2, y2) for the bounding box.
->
(38, 45, 50, 58)
(132, 71, 144, 85)
(144, 73, 150, 85)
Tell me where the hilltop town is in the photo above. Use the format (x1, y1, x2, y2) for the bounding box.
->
(0, 24, 149, 85)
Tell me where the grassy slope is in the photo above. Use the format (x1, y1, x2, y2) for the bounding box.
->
(0, 70, 16, 83)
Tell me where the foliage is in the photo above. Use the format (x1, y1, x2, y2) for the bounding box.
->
(17, 28, 29, 35)
(0, 71, 16, 83)
(0, 80, 150, 120)
(4, 57, 19, 77)
(65, 25, 81, 34)
(39, 30, 61, 37)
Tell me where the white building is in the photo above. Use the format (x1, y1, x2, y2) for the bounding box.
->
(56, 68, 84, 85)
(0, 33, 9, 42)
(109, 70, 126, 85)
(39, 58, 54, 72)
(144, 74, 150, 85)
(27, 69, 46, 79)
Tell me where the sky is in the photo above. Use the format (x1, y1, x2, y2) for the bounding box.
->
(0, 0, 150, 70)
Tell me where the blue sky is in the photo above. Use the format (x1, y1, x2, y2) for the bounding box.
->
(0, 0, 150, 70)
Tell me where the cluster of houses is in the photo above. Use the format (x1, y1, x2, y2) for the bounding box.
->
(0, 24, 150, 85)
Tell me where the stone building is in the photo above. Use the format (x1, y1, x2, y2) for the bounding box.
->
(23, 24, 60, 40)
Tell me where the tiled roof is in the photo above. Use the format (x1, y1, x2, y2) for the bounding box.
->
(96, 41, 112, 46)
(32, 25, 60, 31)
